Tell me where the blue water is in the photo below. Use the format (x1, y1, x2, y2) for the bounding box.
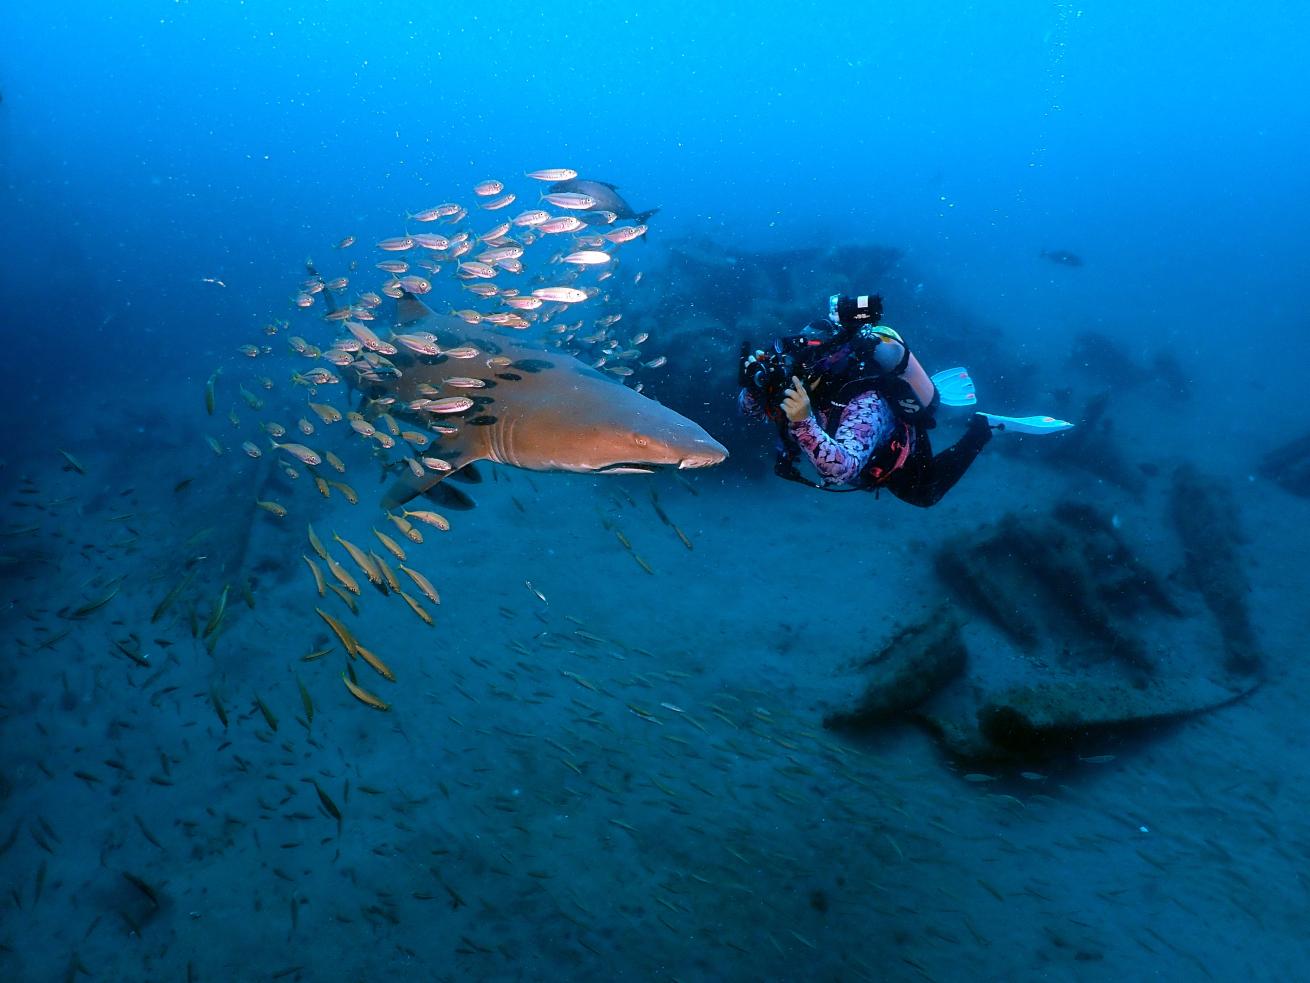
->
(4, 2, 1309, 980)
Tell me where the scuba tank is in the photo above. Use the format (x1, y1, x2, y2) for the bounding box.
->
(857, 324, 939, 425)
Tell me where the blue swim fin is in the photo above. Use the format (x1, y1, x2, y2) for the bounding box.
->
(978, 413, 1074, 435)
(930, 367, 977, 407)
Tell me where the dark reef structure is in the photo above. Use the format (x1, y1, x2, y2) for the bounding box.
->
(1015, 391, 1147, 495)
(1067, 330, 1192, 402)
(936, 501, 1179, 679)
(1169, 464, 1262, 674)
(822, 607, 967, 733)
(1257, 430, 1310, 499)
(921, 677, 1259, 764)
(824, 494, 1261, 768)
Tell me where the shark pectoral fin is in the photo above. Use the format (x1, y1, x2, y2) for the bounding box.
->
(426, 482, 476, 511)
(381, 469, 450, 512)
(449, 463, 483, 484)
(396, 290, 437, 325)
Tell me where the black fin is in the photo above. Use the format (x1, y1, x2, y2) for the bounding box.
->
(424, 483, 476, 511)
(397, 290, 436, 325)
(634, 207, 660, 225)
(450, 463, 483, 485)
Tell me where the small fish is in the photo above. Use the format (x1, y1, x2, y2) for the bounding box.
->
(562, 251, 612, 266)
(335, 235, 356, 249)
(241, 441, 262, 458)
(372, 551, 401, 593)
(1040, 248, 1083, 267)
(377, 236, 415, 252)
(308, 778, 341, 821)
(541, 192, 595, 210)
(209, 686, 228, 728)
(325, 554, 361, 596)
(382, 513, 424, 545)
(269, 439, 321, 466)
(512, 209, 551, 227)
(605, 224, 648, 243)
(307, 402, 341, 424)
(327, 480, 358, 505)
(532, 287, 588, 303)
(327, 582, 358, 612)
(297, 677, 314, 726)
(356, 643, 396, 682)
(307, 523, 330, 561)
(342, 672, 390, 711)
(66, 586, 120, 620)
(537, 216, 585, 234)
(204, 370, 220, 415)
(399, 565, 439, 604)
(1079, 754, 1117, 764)
(401, 509, 448, 531)
(256, 500, 288, 517)
(424, 396, 475, 414)
(371, 528, 406, 561)
(525, 168, 578, 181)
(397, 590, 434, 626)
(333, 533, 382, 586)
(254, 695, 279, 732)
(325, 451, 347, 473)
(303, 555, 326, 597)
(316, 607, 358, 658)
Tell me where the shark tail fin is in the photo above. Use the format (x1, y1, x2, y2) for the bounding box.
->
(635, 206, 661, 225)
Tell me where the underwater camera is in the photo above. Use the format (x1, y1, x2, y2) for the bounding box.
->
(740, 340, 805, 417)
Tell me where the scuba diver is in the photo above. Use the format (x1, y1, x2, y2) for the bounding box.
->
(739, 294, 1070, 506)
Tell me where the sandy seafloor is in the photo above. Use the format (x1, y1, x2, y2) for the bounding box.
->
(2, 336, 1308, 983)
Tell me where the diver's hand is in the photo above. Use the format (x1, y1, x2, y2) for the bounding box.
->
(780, 376, 811, 423)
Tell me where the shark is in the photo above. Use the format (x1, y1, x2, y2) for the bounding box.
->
(355, 293, 728, 511)
(546, 177, 660, 226)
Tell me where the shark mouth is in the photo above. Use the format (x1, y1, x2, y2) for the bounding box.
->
(596, 463, 661, 475)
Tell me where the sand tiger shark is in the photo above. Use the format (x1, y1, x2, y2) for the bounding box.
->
(354, 293, 727, 511)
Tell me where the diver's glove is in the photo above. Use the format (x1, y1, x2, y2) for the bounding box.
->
(966, 412, 996, 446)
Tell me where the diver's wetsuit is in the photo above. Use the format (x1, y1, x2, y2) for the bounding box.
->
(739, 386, 991, 507)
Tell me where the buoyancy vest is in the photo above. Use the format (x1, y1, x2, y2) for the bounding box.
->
(774, 326, 935, 492)
(821, 325, 940, 427)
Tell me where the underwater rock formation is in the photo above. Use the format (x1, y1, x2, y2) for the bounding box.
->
(1067, 331, 1191, 401)
(936, 501, 1178, 679)
(1257, 430, 1310, 499)
(822, 607, 967, 732)
(1020, 391, 1147, 495)
(822, 498, 1261, 769)
(1169, 465, 1262, 675)
(922, 677, 1259, 763)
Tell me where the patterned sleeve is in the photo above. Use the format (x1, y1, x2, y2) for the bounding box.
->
(738, 387, 766, 420)
(790, 390, 891, 484)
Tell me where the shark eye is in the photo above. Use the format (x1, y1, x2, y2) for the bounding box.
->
(634, 436, 649, 447)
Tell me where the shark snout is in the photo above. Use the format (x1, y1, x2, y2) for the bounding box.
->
(677, 437, 729, 469)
